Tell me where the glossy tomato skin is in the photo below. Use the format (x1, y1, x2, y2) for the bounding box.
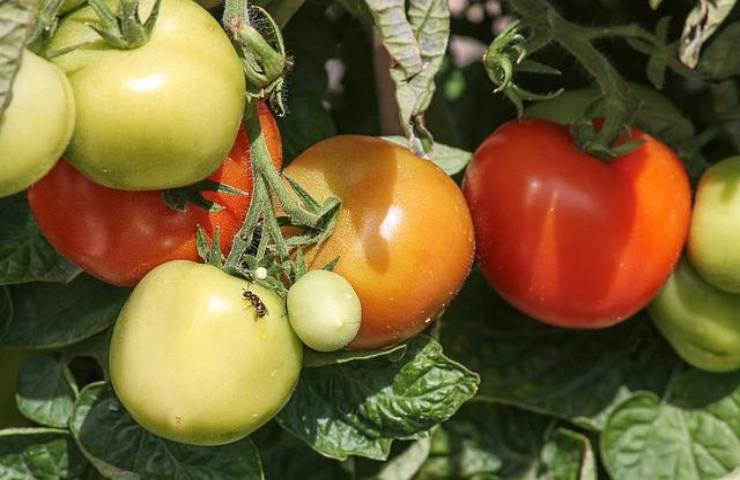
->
(0, 50, 75, 197)
(284, 136, 475, 350)
(28, 104, 281, 286)
(110, 261, 302, 445)
(648, 258, 740, 372)
(49, 0, 245, 190)
(687, 157, 740, 294)
(464, 119, 691, 328)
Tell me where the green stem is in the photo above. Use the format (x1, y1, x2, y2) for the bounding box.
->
(223, 0, 248, 36)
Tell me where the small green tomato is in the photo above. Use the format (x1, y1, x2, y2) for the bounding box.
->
(287, 270, 362, 352)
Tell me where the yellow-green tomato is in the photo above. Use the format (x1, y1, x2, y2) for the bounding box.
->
(109, 260, 302, 445)
(287, 270, 362, 352)
(688, 157, 740, 294)
(49, 0, 246, 190)
(648, 258, 740, 372)
(0, 50, 75, 197)
(0, 349, 32, 428)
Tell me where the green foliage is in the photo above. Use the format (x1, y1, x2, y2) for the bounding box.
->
(0, 0, 34, 117)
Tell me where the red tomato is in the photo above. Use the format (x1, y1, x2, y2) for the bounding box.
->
(463, 119, 691, 328)
(28, 103, 281, 286)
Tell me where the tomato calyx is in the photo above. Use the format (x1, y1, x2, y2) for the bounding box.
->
(161, 179, 246, 213)
(570, 119, 646, 160)
(85, 0, 162, 50)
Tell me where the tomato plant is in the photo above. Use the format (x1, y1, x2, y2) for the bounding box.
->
(27, 103, 280, 286)
(109, 260, 302, 445)
(0, 50, 74, 198)
(48, 0, 245, 190)
(649, 257, 740, 372)
(0, 350, 31, 428)
(283, 135, 475, 350)
(464, 119, 691, 328)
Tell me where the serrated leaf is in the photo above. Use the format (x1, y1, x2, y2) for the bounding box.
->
(700, 21, 740, 79)
(70, 382, 264, 480)
(679, 0, 737, 68)
(16, 355, 77, 428)
(0, 0, 34, 118)
(277, 336, 479, 461)
(0, 195, 81, 285)
(439, 270, 681, 430)
(0, 428, 89, 479)
(382, 136, 471, 175)
(1, 274, 128, 349)
(602, 369, 740, 480)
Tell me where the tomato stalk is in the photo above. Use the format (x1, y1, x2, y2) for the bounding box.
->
(85, 0, 162, 49)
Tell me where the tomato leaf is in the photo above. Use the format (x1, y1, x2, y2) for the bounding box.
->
(601, 369, 740, 480)
(16, 355, 78, 429)
(416, 403, 596, 479)
(0, 275, 128, 349)
(0, 428, 90, 479)
(382, 136, 472, 175)
(0, 0, 34, 119)
(277, 336, 479, 461)
(679, 0, 737, 68)
(304, 343, 407, 368)
(69, 382, 265, 480)
(439, 270, 681, 430)
(0, 195, 81, 285)
(699, 22, 740, 79)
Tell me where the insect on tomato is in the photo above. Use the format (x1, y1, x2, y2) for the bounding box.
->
(28, 103, 281, 286)
(463, 119, 691, 328)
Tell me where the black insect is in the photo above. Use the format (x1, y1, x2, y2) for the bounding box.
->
(243, 289, 268, 318)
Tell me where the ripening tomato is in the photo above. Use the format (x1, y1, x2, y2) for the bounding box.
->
(0, 50, 75, 198)
(28, 104, 280, 286)
(110, 261, 302, 445)
(463, 119, 691, 328)
(283, 136, 475, 350)
(49, 0, 246, 190)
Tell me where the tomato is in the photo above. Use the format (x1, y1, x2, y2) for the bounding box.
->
(49, 0, 246, 190)
(0, 50, 75, 198)
(287, 270, 362, 352)
(463, 119, 691, 328)
(283, 136, 474, 350)
(525, 83, 682, 125)
(28, 103, 281, 286)
(109, 260, 302, 445)
(648, 258, 740, 372)
(687, 157, 740, 294)
(0, 349, 31, 428)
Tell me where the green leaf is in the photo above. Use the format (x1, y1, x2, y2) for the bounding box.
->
(0, 0, 34, 118)
(679, 0, 738, 68)
(0, 286, 11, 337)
(542, 429, 597, 480)
(602, 369, 740, 480)
(16, 355, 77, 428)
(70, 382, 265, 480)
(277, 336, 479, 461)
(700, 22, 740, 79)
(382, 136, 471, 175)
(61, 331, 111, 375)
(0, 195, 81, 285)
(650, 0, 663, 9)
(439, 270, 681, 430)
(304, 342, 407, 368)
(1, 274, 129, 349)
(0, 428, 89, 479)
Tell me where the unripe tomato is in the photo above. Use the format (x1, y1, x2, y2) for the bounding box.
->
(0, 50, 75, 197)
(464, 119, 690, 328)
(649, 258, 740, 373)
(287, 270, 362, 352)
(687, 157, 740, 294)
(284, 136, 474, 350)
(49, 0, 246, 190)
(109, 261, 302, 445)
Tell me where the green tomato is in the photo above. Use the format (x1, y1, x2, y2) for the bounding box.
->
(0, 50, 75, 197)
(109, 261, 302, 445)
(525, 83, 682, 125)
(287, 270, 362, 352)
(0, 349, 32, 428)
(648, 258, 740, 372)
(688, 156, 740, 294)
(49, 0, 246, 190)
